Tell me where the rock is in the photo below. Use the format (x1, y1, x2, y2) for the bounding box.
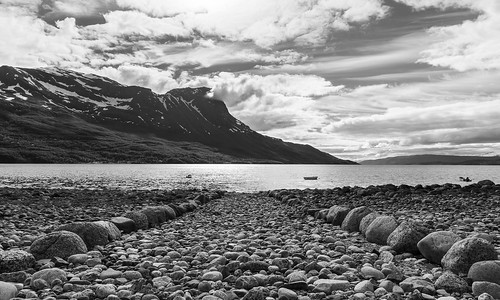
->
(478, 293, 495, 300)
(278, 288, 298, 300)
(29, 231, 87, 260)
(441, 237, 497, 274)
(341, 206, 372, 232)
(123, 211, 148, 230)
(141, 207, 166, 227)
(434, 271, 469, 293)
(326, 206, 350, 226)
(0, 281, 17, 300)
(477, 180, 495, 186)
(417, 231, 461, 264)
(242, 261, 270, 272)
(201, 271, 223, 281)
(93, 221, 121, 242)
(56, 222, 111, 249)
(30, 268, 67, 289)
(359, 212, 379, 236)
(400, 277, 435, 294)
(365, 216, 398, 245)
(100, 268, 123, 280)
(354, 280, 374, 293)
(473, 282, 500, 299)
(387, 221, 430, 254)
(0, 271, 28, 283)
(162, 206, 177, 220)
(312, 279, 350, 293)
(110, 217, 137, 233)
(242, 287, 267, 300)
(0, 250, 35, 273)
(468, 260, 500, 285)
(95, 284, 116, 298)
(67, 253, 89, 265)
(235, 276, 259, 290)
(361, 266, 385, 280)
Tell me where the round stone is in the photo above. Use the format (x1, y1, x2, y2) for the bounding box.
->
(30, 231, 87, 260)
(441, 237, 497, 274)
(417, 231, 461, 264)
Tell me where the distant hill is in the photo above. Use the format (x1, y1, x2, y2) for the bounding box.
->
(0, 65, 355, 164)
(361, 154, 500, 165)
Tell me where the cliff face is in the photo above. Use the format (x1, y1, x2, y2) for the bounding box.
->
(0, 65, 355, 164)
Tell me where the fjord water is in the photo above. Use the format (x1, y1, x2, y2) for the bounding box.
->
(1, 164, 499, 192)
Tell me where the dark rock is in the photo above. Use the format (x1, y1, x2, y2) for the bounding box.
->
(473, 282, 500, 299)
(325, 206, 350, 226)
(365, 215, 398, 245)
(359, 212, 380, 236)
(123, 211, 148, 230)
(468, 260, 500, 285)
(30, 268, 67, 289)
(434, 271, 469, 293)
(441, 237, 497, 274)
(30, 231, 87, 260)
(341, 206, 372, 232)
(0, 271, 28, 283)
(93, 220, 121, 241)
(242, 261, 270, 272)
(387, 221, 430, 254)
(56, 222, 111, 249)
(110, 216, 137, 233)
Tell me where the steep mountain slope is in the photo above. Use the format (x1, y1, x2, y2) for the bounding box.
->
(0, 66, 354, 164)
(361, 154, 500, 165)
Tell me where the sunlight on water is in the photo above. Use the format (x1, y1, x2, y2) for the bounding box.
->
(0, 164, 499, 192)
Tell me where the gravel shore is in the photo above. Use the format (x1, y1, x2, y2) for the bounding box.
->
(0, 182, 500, 300)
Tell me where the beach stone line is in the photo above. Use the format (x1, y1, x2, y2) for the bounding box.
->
(110, 216, 137, 233)
(473, 282, 500, 299)
(0, 281, 17, 300)
(123, 211, 148, 230)
(387, 220, 431, 254)
(359, 212, 380, 236)
(468, 260, 500, 285)
(417, 231, 462, 264)
(140, 206, 168, 227)
(326, 206, 350, 225)
(56, 222, 113, 249)
(29, 230, 87, 260)
(341, 206, 372, 232)
(0, 249, 35, 273)
(441, 237, 497, 274)
(30, 268, 67, 289)
(365, 215, 398, 245)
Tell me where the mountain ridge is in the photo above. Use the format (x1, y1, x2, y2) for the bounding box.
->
(360, 154, 500, 165)
(0, 65, 355, 164)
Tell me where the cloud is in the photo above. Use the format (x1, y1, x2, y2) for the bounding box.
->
(396, 0, 500, 71)
(115, 0, 389, 48)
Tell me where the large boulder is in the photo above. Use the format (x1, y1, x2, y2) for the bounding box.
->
(473, 282, 500, 299)
(417, 231, 462, 264)
(93, 221, 121, 241)
(441, 237, 497, 274)
(325, 206, 350, 226)
(162, 206, 177, 220)
(434, 271, 469, 293)
(0, 250, 35, 273)
(468, 261, 500, 285)
(359, 212, 380, 236)
(140, 207, 167, 227)
(123, 211, 148, 230)
(387, 221, 430, 254)
(56, 222, 111, 249)
(341, 206, 372, 232)
(365, 216, 398, 245)
(110, 217, 137, 233)
(30, 231, 87, 260)
(0, 281, 17, 300)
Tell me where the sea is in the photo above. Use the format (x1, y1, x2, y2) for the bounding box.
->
(0, 164, 499, 192)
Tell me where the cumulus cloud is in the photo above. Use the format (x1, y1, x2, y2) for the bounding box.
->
(396, 0, 500, 71)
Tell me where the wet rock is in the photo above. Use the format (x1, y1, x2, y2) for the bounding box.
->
(434, 271, 469, 293)
(341, 206, 372, 232)
(472, 282, 500, 299)
(30, 230, 87, 260)
(0, 281, 17, 300)
(387, 221, 430, 254)
(365, 215, 398, 245)
(468, 260, 500, 285)
(123, 211, 148, 230)
(441, 237, 497, 274)
(326, 206, 350, 226)
(417, 231, 461, 264)
(0, 250, 35, 273)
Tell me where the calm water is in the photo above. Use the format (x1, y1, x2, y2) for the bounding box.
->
(0, 164, 499, 192)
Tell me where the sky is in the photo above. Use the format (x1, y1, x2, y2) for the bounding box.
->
(1, 0, 500, 161)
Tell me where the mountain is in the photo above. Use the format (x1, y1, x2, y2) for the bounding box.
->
(361, 154, 500, 165)
(0, 65, 355, 164)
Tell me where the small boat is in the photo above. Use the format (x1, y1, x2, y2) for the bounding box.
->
(304, 176, 318, 180)
(459, 176, 471, 182)
(186, 174, 192, 179)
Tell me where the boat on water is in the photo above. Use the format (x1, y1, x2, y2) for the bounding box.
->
(304, 176, 318, 180)
(186, 174, 192, 179)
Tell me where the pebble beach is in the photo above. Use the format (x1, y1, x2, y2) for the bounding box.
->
(1, 181, 500, 300)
